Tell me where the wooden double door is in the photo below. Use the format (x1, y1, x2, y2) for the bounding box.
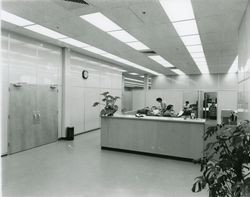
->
(8, 84, 58, 154)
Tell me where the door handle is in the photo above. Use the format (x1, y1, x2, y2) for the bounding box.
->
(32, 111, 40, 121)
(37, 112, 41, 120)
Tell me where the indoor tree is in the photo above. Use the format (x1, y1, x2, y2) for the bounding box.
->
(192, 120, 250, 197)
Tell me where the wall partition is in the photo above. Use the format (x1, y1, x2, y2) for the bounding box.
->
(1, 30, 123, 155)
(68, 52, 122, 135)
(1, 30, 62, 155)
(129, 73, 238, 124)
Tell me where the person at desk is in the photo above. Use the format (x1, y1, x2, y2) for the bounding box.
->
(183, 101, 191, 116)
(156, 97, 167, 113)
(163, 105, 176, 117)
(183, 101, 190, 110)
(209, 101, 217, 120)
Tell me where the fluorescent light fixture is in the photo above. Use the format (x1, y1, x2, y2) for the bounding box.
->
(228, 56, 238, 73)
(108, 30, 138, 43)
(159, 0, 209, 74)
(148, 55, 174, 68)
(114, 58, 160, 75)
(172, 20, 199, 36)
(159, 0, 194, 22)
(83, 46, 107, 54)
(126, 41, 150, 50)
(180, 35, 201, 46)
(193, 57, 206, 63)
(191, 52, 205, 58)
(59, 38, 89, 48)
(186, 45, 203, 53)
(99, 64, 126, 72)
(80, 12, 122, 32)
(25, 24, 66, 39)
(125, 77, 144, 83)
(171, 69, 186, 75)
(99, 53, 120, 60)
(1, 10, 34, 26)
(129, 73, 139, 75)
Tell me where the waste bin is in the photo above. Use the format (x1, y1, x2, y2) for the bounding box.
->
(66, 127, 74, 140)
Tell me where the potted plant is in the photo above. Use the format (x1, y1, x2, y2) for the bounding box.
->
(93, 91, 120, 116)
(192, 120, 250, 197)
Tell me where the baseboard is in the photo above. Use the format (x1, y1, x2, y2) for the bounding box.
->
(74, 128, 100, 136)
(59, 128, 100, 140)
(101, 146, 194, 162)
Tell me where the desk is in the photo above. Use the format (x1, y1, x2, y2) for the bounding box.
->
(101, 114, 206, 160)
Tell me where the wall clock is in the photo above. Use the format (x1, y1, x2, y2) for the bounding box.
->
(82, 70, 89, 79)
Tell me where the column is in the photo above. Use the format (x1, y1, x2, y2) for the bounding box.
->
(61, 48, 71, 138)
(144, 74, 149, 107)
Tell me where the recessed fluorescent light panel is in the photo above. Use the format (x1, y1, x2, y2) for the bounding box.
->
(126, 42, 150, 50)
(171, 69, 186, 75)
(1, 10, 34, 26)
(148, 55, 174, 68)
(99, 53, 120, 60)
(59, 38, 89, 48)
(80, 12, 122, 32)
(83, 46, 107, 54)
(25, 24, 66, 39)
(159, 0, 209, 74)
(186, 45, 203, 53)
(172, 20, 198, 36)
(191, 52, 205, 58)
(180, 35, 201, 46)
(159, 0, 194, 22)
(80, 12, 150, 51)
(125, 78, 144, 83)
(129, 73, 139, 75)
(108, 30, 137, 43)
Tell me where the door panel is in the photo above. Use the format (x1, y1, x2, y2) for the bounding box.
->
(36, 85, 58, 146)
(8, 84, 58, 154)
(8, 84, 36, 154)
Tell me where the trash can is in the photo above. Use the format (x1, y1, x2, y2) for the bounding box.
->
(66, 127, 74, 140)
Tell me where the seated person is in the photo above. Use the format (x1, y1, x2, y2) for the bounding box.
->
(183, 101, 190, 111)
(147, 106, 161, 116)
(163, 105, 176, 117)
(156, 97, 167, 114)
(137, 107, 150, 115)
(209, 102, 217, 119)
(183, 101, 191, 116)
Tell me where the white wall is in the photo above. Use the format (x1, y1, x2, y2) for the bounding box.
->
(238, 1, 250, 122)
(151, 73, 238, 90)
(1, 30, 123, 155)
(131, 73, 238, 123)
(1, 30, 62, 155)
(68, 51, 122, 135)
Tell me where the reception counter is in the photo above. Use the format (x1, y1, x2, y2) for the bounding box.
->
(101, 114, 206, 160)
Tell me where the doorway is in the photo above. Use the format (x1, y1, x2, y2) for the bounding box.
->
(203, 92, 218, 122)
(8, 83, 58, 154)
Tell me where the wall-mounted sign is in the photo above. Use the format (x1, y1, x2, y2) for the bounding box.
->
(82, 70, 89, 79)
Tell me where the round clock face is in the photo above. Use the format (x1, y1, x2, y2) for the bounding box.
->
(82, 70, 89, 79)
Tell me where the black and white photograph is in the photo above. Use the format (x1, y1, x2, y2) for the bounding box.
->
(1, 0, 250, 196)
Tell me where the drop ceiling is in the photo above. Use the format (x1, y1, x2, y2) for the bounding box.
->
(1, 0, 248, 75)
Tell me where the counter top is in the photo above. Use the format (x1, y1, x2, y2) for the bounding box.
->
(101, 114, 206, 124)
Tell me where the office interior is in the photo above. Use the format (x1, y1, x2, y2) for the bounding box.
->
(1, 0, 250, 196)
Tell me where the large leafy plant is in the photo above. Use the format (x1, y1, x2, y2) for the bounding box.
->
(192, 120, 250, 197)
(93, 91, 120, 116)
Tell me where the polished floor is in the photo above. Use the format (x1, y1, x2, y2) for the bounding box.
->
(2, 130, 208, 197)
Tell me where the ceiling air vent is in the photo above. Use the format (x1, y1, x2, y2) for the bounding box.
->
(140, 50, 157, 55)
(64, 0, 89, 5)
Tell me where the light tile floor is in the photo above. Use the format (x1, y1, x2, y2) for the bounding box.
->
(2, 130, 208, 197)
